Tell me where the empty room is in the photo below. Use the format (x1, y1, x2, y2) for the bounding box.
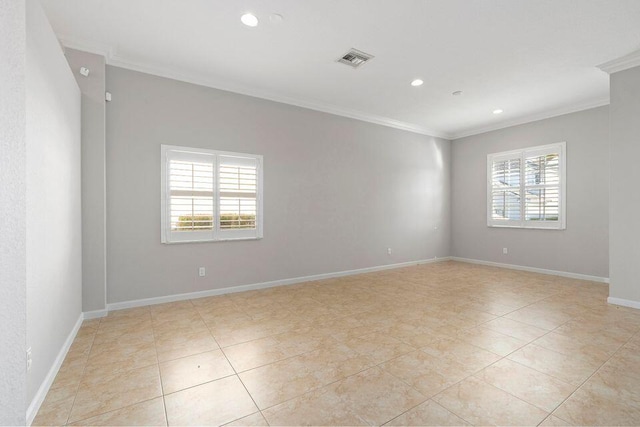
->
(3, 0, 640, 425)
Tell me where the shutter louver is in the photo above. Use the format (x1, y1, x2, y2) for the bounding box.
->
(219, 156, 258, 231)
(169, 160, 214, 231)
(524, 153, 560, 221)
(491, 158, 521, 221)
(487, 142, 565, 229)
(161, 146, 263, 243)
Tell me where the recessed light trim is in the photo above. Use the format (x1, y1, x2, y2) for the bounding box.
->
(269, 13, 283, 24)
(493, 109, 504, 115)
(411, 79, 424, 87)
(241, 13, 259, 27)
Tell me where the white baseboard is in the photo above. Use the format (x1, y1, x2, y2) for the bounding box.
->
(26, 313, 83, 426)
(450, 257, 609, 284)
(607, 297, 640, 310)
(82, 308, 108, 319)
(107, 257, 450, 312)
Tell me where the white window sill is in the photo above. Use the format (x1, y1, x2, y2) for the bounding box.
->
(162, 237, 263, 244)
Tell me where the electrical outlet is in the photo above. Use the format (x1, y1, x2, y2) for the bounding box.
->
(387, 248, 392, 255)
(198, 267, 206, 277)
(26, 348, 32, 372)
(503, 248, 508, 255)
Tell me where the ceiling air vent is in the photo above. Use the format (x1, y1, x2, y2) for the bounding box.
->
(337, 48, 374, 68)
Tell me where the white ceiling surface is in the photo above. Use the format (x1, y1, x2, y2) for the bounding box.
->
(41, 0, 640, 139)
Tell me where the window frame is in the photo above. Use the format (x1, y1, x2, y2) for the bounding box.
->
(487, 142, 566, 230)
(160, 144, 263, 244)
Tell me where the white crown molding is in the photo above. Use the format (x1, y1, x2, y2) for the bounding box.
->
(598, 49, 640, 74)
(450, 97, 610, 140)
(57, 36, 450, 140)
(108, 56, 451, 139)
(58, 36, 115, 60)
(57, 36, 616, 142)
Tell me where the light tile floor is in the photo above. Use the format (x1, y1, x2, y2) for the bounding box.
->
(33, 261, 640, 426)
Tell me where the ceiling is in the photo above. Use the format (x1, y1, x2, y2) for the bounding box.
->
(40, 0, 640, 139)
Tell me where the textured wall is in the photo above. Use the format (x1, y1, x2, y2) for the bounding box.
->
(0, 0, 27, 424)
(64, 48, 107, 312)
(105, 66, 451, 303)
(610, 66, 640, 304)
(451, 106, 609, 278)
(25, 0, 82, 407)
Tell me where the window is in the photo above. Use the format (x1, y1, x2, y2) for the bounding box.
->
(487, 142, 566, 229)
(161, 145, 263, 243)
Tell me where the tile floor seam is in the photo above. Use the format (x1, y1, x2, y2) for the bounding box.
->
(416, 322, 574, 425)
(197, 304, 271, 426)
(149, 320, 169, 427)
(35, 263, 638, 426)
(66, 396, 163, 426)
(250, 361, 384, 414)
(544, 327, 640, 425)
(64, 322, 100, 426)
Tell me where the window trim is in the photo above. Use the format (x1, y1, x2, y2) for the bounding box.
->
(487, 142, 566, 230)
(160, 144, 263, 244)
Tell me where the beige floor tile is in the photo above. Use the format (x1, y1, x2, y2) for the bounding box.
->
(164, 375, 258, 426)
(533, 331, 617, 360)
(154, 324, 219, 362)
(69, 397, 166, 426)
(84, 339, 158, 378)
(504, 306, 573, 330)
(381, 350, 474, 397)
(482, 317, 549, 341)
(420, 337, 501, 372)
(433, 377, 548, 426)
(68, 365, 162, 423)
(508, 343, 604, 386)
(223, 329, 335, 372)
(539, 414, 573, 426)
(553, 383, 640, 426)
(223, 411, 269, 426)
(239, 344, 375, 409)
(159, 349, 235, 394)
(385, 400, 470, 426)
(342, 332, 416, 364)
(474, 358, 576, 412)
(32, 393, 75, 426)
(456, 326, 528, 356)
(262, 367, 425, 426)
(34, 262, 640, 427)
(262, 386, 368, 426)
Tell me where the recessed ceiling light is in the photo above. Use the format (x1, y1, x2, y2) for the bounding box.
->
(493, 109, 504, 115)
(452, 90, 462, 96)
(411, 79, 424, 87)
(241, 13, 259, 27)
(269, 13, 284, 24)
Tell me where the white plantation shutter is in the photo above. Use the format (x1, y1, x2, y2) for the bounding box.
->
(490, 157, 521, 221)
(161, 146, 263, 243)
(487, 142, 566, 229)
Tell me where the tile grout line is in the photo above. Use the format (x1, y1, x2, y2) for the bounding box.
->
(63, 319, 101, 426)
(149, 308, 170, 427)
(195, 298, 271, 427)
(538, 328, 640, 426)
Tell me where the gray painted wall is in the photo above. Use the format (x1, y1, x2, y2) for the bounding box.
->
(106, 66, 450, 304)
(0, 0, 27, 423)
(64, 48, 107, 312)
(25, 0, 82, 407)
(451, 106, 609, 278)
(610, 66, 640, 303)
